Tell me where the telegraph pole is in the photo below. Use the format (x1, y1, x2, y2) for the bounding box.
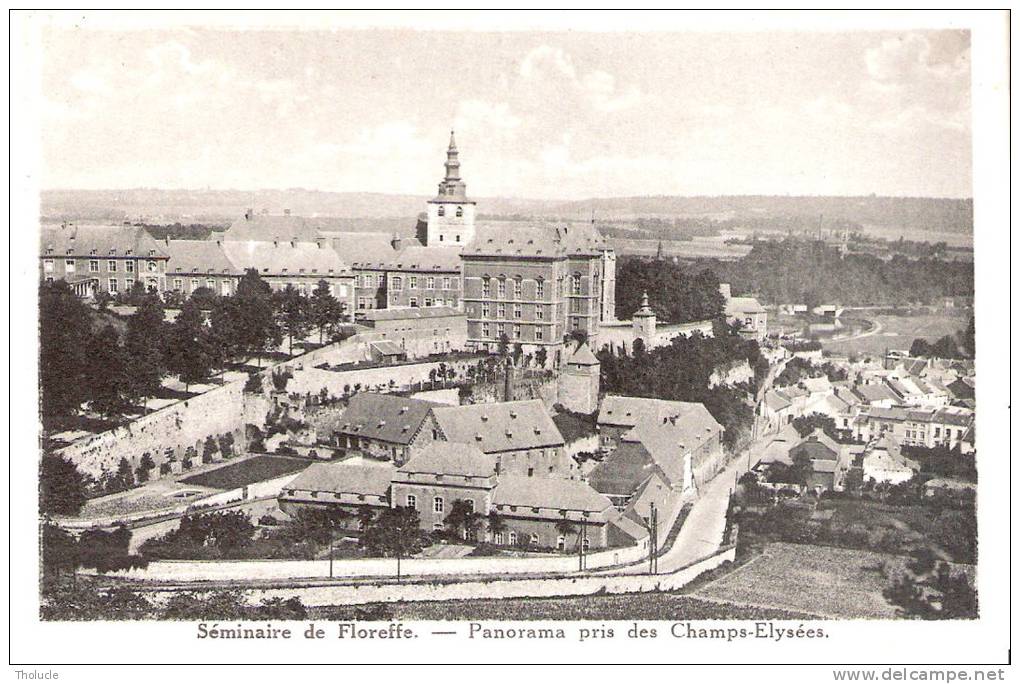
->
(648, 501, 657, 574)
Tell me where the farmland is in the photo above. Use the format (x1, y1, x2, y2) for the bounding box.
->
(180, 455, 310, 490)
(820, 310, 970, 356)
(690, 542, 903, 619)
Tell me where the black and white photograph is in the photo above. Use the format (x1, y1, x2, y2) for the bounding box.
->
(9, 9, 1012, 675)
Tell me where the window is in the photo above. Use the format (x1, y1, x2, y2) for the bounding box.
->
(354, 274, 362, 288)
(147, 260, 158, 273)
(455, 206, 463, 217)
(409, 297, 418, 307)
(481, 303, 490, 317)
(535, 327, 543, 341)
(433, 496, 444, 513)
(494, 532, 505, 545)
(357, 297, 367, 309)
(497, 303, 506, 318)
(513, 324, 521, 339)
(190, 278, 200, 291)
(496, 322, 505, 337)
(173, 278, 183, 291)
(108, 260, 117, 272)
(481, 322, 490, 338)
(451, 277, 459, 290)
(497, 277, 506, 298)
(481, 277, 491, 297)
(557, 535, 566, 550)
(363, 274, 373, 288)
(65, 259, 76, 272)
(125, 277, 134, 289)
(426, 276, 435, 289)
(530, 533, 540, 545)
(513, 277, 523, 298)
(508, 531, 518, 545)
(424, 298, 433, 307)
(513, 303, 522, 319)
(438, 205, 445, 217)
(89, 260, 99, 273)
(536, 306, 544, 320)
(527, 467, 534, 477)
(406, 494, 417, 509)
(581, 538, 590, 552)
(536, 278, 544, 297)
(465, 499, 475, 513)
(572, 274, 581, 295)
(443, 276, 451, 290)
(409, 276, 417, 289)
(221, 280, 231, 296)
(572, 317, 580, 330)
(108, 278, 118, 293)
(43, 259, 53, 273)
(125, 261, 134, 273)
(205, 278, 215, 290)
(392, 276, 403, 291)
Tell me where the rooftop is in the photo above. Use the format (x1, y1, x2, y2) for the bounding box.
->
(336, 393, 441, 445)
(397, 442, 497, 479)
(285, 460, 396, 497)
(40, 223, 169, 259)
(493, 475, 612, 513)
(431, 399, 564, 453)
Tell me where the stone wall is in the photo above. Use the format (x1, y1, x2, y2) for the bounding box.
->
(56, 380, 272, 481)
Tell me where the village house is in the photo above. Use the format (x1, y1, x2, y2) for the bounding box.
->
(788, 429, 848, 492)
(720, 283, 768, 342)
(278, 458, 396, 530)
(852, 405, 974, 452)
(430, 399, 575, 479)
(330, 393, 442, 465)
(861, 437, 920, 485)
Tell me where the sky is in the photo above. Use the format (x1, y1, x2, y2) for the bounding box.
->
(39, 28, 972, 199)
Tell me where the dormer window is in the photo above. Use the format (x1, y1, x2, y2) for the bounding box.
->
(455, 206, 463, 217)
(89, 249, 97, 256)
(438, 206, 445, 217)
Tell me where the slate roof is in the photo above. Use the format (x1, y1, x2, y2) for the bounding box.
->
(566, 342, 599, 367)
(607, 510, 648, 542)
(220, 240, 350, 276)
(285, 460, 395, 496)
(164, 239, 241, 275)
(764, 390, 793, 412)
(620, 422, 694, 486)
(853, 383, 900, 404)
(792, 429, 841, 460)
(223, 213, 321, 243)
(397, 442, 498, 479)
(465, 225, 562, 258)
(361, 306, 462, 322)
(597, 395, 721, 434)
(801, 376, 832, 394)
(387, 245, 462, 272)
(336, 393, 441, 445)
(431, 399, 564, 453)
(325, 231, 398, 269)
(725, 296, 766, 315)
(493, 475, 612, 513)
(40, 224, 169, 258)
(588, 441, 664, 496)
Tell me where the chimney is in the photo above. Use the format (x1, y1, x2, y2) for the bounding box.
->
(719, 283, 732, 300)
(391, 233, 403, 251)
(245, 208, 253, 220)
(284, 208, 291, 216)
(164, 236, 170, 246)
(291, 238, 297, 248)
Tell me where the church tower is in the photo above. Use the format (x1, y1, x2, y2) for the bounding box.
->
(425, 130, 476, 247)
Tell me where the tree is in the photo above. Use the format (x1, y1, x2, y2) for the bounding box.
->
(40, 454, 88, 516)
(444, 500, 481, 540)
(497, 333, 511, 359)
(164, 300, 214, 391)
(958, 316, 975, 358)
(931, 335, 961, 360)
(791, 414, 842, 440)
(136, 453, 156, 482)
(77, 526, 148, 573)
(361, 506, 428, 579)
(615, 258, 725, 323)
(123, 294, 167, 402)
(41, 523, 80, 583)
(486, 511, 507, 541)
(189, 286, 220, 311)
(39, 281, 94, 426)
(309, 280, 343, 344)
(233, 269, 281, 366)
(535, 346, 548, 369)
(556, 519, 579, 551)
(909, 338, 932, 357)
(83, 325, 132, 417)
(275, 285, 310, 356)
(93, 290, 114, 311)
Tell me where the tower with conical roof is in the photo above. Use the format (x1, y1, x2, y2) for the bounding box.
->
(632, 291, 657, 344)
(425, 130, 477, 247)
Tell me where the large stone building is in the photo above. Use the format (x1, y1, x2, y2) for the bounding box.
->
(40, 223, 170, 297)
(422, 131, 477, 247)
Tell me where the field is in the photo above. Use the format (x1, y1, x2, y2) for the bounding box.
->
(311, 592, 822, 621)
(180, 455, 310, 489)
(821, 311, 969, 356)
(690, 542, 903, 619)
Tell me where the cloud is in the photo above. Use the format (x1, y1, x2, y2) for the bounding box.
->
(519, 45, 576, 81)
(454, 99, 521, 134)
(865, 32, 970, 84)
(519, 45, 644, 113)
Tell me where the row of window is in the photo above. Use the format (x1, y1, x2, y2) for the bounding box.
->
(390, 276, 460, 292)
(477, 317, 586, 340)
(44, 247, 158, 257)
(172, 278, 234, 296)
(480, 276, 544, 299)
(385, 296, 457, 309)
(435, 205, 464, 217)
(43, 259, 157, 274)
(480, 302, 543, 320)
(404, 494, 473, 514)
(490, 531, 589, 551)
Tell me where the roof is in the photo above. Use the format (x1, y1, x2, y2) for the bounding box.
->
(223, 212, 321, 243)
(362, 306, 463, 322)
(397, 442, 498, 479)
(493, 475, 612, 513)
(369, 340, 405, 356)
(754, 424, 802, 466)
(764, 390, 793, 412)
(853, 383, 900, 404)
(566, 342, 599, 367)
(725, 296, 766, 315)
(326, 231, 398, 269)
(620, 422, 694, 486)
(387, 244, 462, 272)
(588, 441, 663, 495)
(431, 400, 564, 453)
(863, 442, 919, 474)
(219, 239, 350, 276)
(597, 395, 721, 433)
(607, 510, 648, 542)
(40, 224, 169, 259)
(286, 460, 395, 497)
(791, 429, 841, 460)
(335, 393, 441, 445)
(164, 239, 240, 275)
(801, 376, 832, 394)
(464, 225, 562, 258)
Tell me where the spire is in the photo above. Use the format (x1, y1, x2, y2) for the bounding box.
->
(635, 291, 654, 317)
(444, 129, 461, 182)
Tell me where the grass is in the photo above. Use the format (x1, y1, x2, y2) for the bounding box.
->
(691, 542, 903, 619)
(310, 592, 822, 621)
(822, 311, 969, 356)
(180, 455, 310, 490)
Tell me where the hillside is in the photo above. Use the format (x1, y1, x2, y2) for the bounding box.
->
(41, 190, 972, 236)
